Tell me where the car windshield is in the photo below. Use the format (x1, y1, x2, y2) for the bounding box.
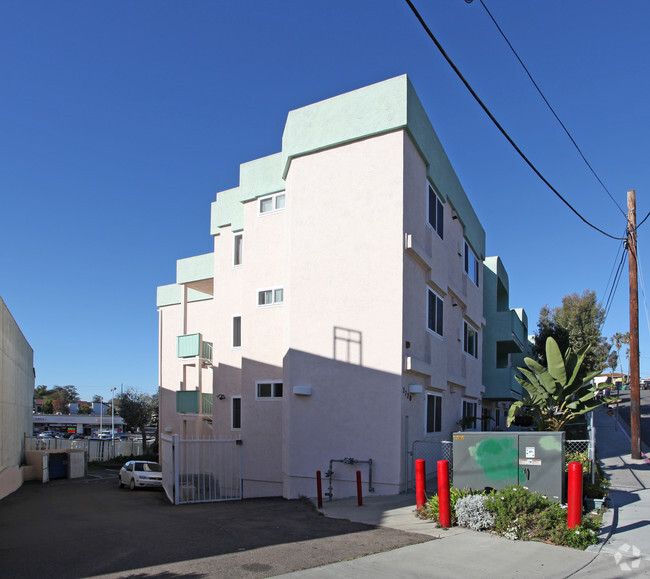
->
(134, 463, 162, 472)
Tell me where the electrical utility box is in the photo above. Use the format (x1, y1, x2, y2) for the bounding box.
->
(452, 432, 565, 501)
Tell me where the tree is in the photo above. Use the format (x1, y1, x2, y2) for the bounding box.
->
(532, 291, 609, 374)
(77, 403, 93, 415)
(508, 338, 620, 431)
(35, 385, 48, 397)
(92, 394, 103, 403)
(116, 389, 156, 453)
(42, 399, 54, 414)
(611, 332, 631, 378)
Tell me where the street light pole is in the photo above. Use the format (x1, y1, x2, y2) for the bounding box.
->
(111, 387, 117, 455)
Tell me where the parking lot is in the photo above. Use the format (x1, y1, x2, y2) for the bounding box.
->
(0, 469, 430, 578)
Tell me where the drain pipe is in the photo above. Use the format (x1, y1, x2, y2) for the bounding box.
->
(324, 457, 374, 501)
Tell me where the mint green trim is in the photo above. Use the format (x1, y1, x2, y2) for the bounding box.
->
(280, 75, 484, 258)
(177, 333, 201, 358)
(239, 153, 285, 201)
(210, 187, 247, 236)
(281, 76, 408, 178)
(207, 75, 485, 257)
(156, 284, 213, 307)
(210, 155, 285, 236)
(177, 253, 213, 284)
(176, 391, 213, 414)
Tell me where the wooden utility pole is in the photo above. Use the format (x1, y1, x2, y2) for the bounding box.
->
(628, 189, 641, 459)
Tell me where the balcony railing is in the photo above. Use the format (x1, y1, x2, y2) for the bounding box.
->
(484, 366, 523, 400)
(177, 333, 213, 361)
(176, 391, 213, 415)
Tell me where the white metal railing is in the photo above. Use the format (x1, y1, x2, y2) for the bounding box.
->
(161, 434, 241, 504)
(25, 436, 144, 462)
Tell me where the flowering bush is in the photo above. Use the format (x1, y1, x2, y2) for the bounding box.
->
(416, 487, 481, 526)
(484, 485, 600, 547)
(455, 494, 495, 531)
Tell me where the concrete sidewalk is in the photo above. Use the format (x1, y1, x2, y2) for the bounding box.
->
(282, 411, 650, 578)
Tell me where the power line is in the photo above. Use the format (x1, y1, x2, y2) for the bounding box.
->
(403, 0, 626, 241)
(602, 239, 626, 307)
(475, 0, 627, 219)
(636, 209, 650, 230)
(603, 245, 628, 324)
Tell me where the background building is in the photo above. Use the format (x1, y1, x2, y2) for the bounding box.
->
(0, 297, 34, 500)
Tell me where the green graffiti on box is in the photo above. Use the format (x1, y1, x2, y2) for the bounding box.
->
(469, 437, 519, 480)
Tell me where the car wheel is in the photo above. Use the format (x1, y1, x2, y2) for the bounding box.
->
(118, 476, 124, 489)
(130, 478, 136, 491)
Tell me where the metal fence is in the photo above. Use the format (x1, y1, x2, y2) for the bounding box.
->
(408, 440, 453, 492)
(161, 435, 241, 505)
(25, 436, 144, 462)
(566, 439, 593, 478)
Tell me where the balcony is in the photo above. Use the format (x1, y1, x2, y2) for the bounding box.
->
(177, 333, 213, 361)
(483, 366, 523, 400)
(493, 309, 526, 351)
(176, 391, 213, 415)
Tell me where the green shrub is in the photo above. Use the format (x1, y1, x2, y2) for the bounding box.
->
(484, 485, 600, 548)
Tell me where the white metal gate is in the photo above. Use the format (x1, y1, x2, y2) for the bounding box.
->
(161, 435, 242, 505)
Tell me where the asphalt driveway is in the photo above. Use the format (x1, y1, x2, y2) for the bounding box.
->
(0, 469, 431, 578)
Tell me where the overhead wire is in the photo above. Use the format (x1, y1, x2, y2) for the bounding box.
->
(476, 0, 627, 219)
(602, 239, 626, 308)
(403, 0, 626, 241)
(602, 244, 628, 324)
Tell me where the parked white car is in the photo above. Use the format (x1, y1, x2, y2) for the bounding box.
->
(118, 460, 163, 490)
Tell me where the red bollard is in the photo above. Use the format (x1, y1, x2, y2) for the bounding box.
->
(437, 460, 451, 528)
(316, 470, 323, 509)
(415, 459, 426, 509)
(356, 470, 363, 506)
(567, 461, 583, 529)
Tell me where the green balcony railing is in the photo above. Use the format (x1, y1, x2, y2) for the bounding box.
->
(176, 391, 213, 414)
(177, 333, 213, 361)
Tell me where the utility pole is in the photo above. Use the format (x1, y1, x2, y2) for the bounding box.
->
(628, 189, 641, 459)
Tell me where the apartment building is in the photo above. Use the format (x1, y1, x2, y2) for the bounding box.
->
(157, 75, 522, 499)
(481, 256, 529, 430)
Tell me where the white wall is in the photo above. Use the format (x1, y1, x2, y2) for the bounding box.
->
(0, 297, 34, 500)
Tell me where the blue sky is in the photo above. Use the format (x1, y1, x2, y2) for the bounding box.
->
(2, 1, 649, 401)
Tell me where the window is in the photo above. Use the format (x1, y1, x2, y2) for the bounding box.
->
(427, 289, 443, 336)
(495, 408, 501, 428)
(232, 316, 241, 348)
(428, 185, 444, 239)
(462, 400, 478, 430)
(464, 321, 478, 358)
(231, 397, 241, 430)
(464, 241, 480, 287)
(233, 234, 243, 266)
(256, 382, 283, 399)
(259, 192, 285, 215)
(426, 393, 442, 434)
(258, 287, 284, 306)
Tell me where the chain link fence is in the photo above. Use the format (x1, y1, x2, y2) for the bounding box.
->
(408, 440, 452, 492)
